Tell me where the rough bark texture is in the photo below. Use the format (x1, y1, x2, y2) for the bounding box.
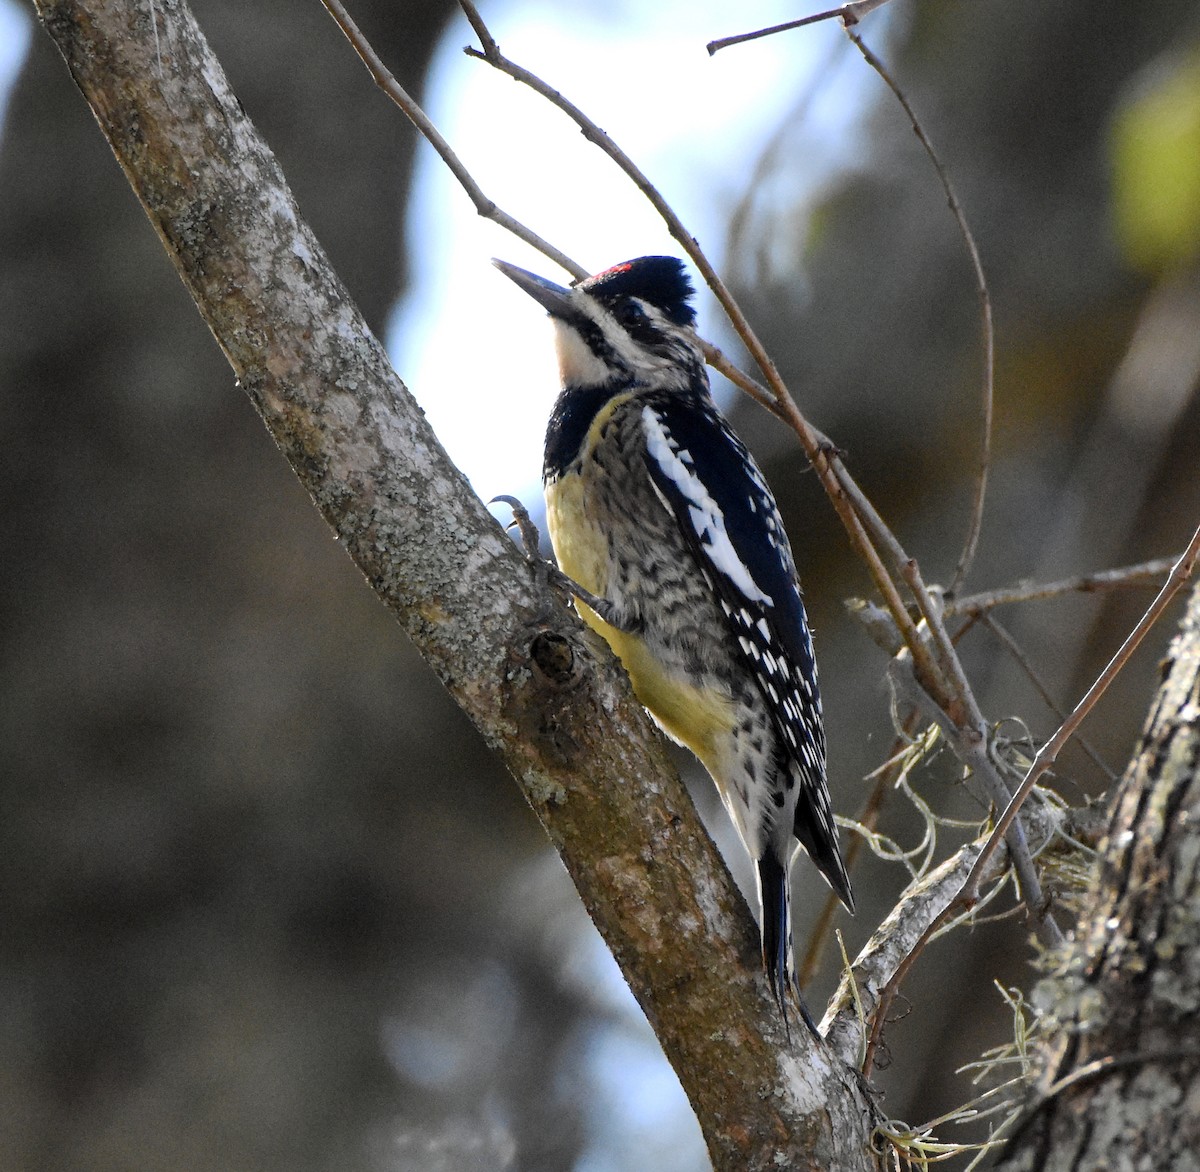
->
(27, 0, 877, 1166)
(997, 580, 1200, 1171)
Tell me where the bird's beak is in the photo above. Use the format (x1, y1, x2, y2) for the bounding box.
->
(493, 259, 575, 319)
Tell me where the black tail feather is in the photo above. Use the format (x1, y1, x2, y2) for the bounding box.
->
(757, 854, 819, 1037)
(793, 799, 855, 915)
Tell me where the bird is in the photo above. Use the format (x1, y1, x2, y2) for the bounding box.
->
(494, 254, 853, 1032)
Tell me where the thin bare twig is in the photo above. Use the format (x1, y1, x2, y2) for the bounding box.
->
(696, 339, 788, 421)
(845, 27, 994, 596)
(706, 0, 893, 56)
(902, 559, 972, 728)
(828, 461, 961, 712)
(945, 554, 1180, 618)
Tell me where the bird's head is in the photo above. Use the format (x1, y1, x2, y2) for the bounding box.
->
(494, 256, 702, 392)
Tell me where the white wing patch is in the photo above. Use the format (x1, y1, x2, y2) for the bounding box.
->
(641, 406, 774, 607)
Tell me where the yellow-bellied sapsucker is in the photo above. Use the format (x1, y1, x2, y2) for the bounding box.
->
(495, 255, 853, 1031)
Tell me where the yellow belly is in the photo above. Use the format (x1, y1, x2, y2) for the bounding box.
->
(545, 471, 736, 779)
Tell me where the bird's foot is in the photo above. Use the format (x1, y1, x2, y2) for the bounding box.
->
(490, 495, 633, 631)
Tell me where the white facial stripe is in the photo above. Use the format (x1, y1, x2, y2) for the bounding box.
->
(553, 320, 614, 387)
(642, 406, 774, 607)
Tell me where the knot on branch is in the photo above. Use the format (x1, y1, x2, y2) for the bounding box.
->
(816, 436, 848, 462)
(499, 622, 602, 771)
(529, 628, 579, 685)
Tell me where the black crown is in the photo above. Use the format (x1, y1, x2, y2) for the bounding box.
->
(580, 256, 696, 327)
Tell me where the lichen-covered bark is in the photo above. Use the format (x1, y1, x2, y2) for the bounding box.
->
(997, 580, 1200, 1171)
(29, 1, 876, 1166)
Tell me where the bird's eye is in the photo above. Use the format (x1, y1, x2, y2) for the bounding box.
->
(616, 300, 648, 328)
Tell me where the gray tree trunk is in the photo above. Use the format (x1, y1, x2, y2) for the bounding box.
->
(997, 579, 1200, 1170)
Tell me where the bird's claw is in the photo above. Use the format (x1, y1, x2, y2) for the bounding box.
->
(490, 494, 557, 606)
(490, 495, 633, 631)
(490, 494, 543, 563)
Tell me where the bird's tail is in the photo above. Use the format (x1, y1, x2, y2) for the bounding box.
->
(757, 854, 819, 1037)
(793, 794, 855, 915)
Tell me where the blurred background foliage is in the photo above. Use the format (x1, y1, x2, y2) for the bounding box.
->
(1, 1, 1199, 1169)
